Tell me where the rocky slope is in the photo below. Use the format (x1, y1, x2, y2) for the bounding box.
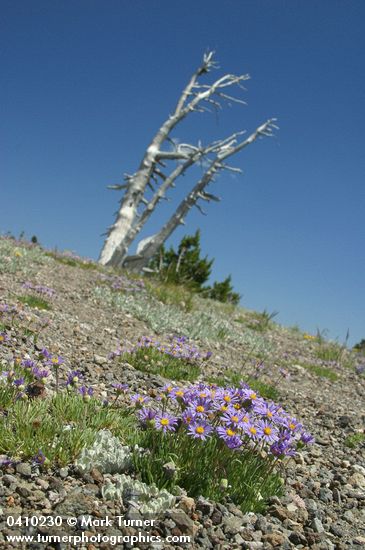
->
(0, 238, 364, 549)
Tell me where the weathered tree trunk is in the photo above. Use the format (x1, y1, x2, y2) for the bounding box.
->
(99, 52, 276, 268)
(122, 120, 276, 272)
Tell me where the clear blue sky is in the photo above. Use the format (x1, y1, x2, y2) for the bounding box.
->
(1, 0, 364, 346)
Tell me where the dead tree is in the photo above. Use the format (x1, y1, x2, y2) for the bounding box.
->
(99, 51, 277, 269)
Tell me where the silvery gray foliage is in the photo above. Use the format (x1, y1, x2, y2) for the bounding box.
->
(0, 238, 51, 275)
(101, 474, 176, 514)
(76, 430, 133, 475)
(94, 286, 273, 353)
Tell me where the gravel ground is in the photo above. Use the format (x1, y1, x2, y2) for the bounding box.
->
(0, 241, 364, 549)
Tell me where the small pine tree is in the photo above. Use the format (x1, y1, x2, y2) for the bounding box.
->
(149, 230, 213, 290)
(149, 231, 240, 304)
(204, 275, 241, 305)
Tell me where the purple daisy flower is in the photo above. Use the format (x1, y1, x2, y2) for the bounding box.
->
(130, 393, 149, 406)
(0, 332, 9, 344)
(187, 421, 213, 440)
(21, 358, 36, 370)
(300, 431, 315, 445)
(216, 388, 239, 406)
(181, 408, 197, 425)
(191, 398, 212, 416)
(78, 386, 93, 400)
(155, 413, 178, 433)
(243, 421, 261, 441)
(40, 348, 52, 360)
(112, 383, 129, 394)
(66, 370, 83, 387)
(225, 435, 243, 449)
(254, 401, 280, 421)
(221, 410, 244, 428)
(217, 425, 240, 442)
(48, 355, 64, 367)
(32, 449, 46, 465)
(283, 417, 303, 433)
(258, 420, 278, 444)
(137, 407, 157, 425)
(32, 367, 50, 383)
(270, 438, 296, 457)
(13, 377, 25, 389)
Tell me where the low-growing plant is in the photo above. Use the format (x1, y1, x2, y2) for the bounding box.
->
(45, 250, 98, 270)
(145, 281, 194, 312)
(344, 433, 365, 449)
(110, 336, 210, 382)
(0, 393, 132, 466)
(314, 329, 354, 369)
(95, 286, 273, 352)
(301, 363, 339, 381)
(0, 237, 50, 275)
(127, 382, 314, 512)
(17, 295, 52, 311)
(247, 309, 279, 332)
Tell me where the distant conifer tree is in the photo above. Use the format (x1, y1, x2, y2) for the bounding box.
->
(149, 230, 240, 304)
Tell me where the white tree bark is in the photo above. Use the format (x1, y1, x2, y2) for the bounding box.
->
(99, 52, 275, 267)
(123, 120, 277, 271)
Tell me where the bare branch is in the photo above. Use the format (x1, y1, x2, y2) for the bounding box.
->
(195, 203, 207, 215)
(107, 184, 129, 191)
(99, 51, 276, 268)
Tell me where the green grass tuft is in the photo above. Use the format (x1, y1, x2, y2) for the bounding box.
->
(45, 251, 98, 270)
(302, 363, 339, 381)
(145, 281, 194, 312)
(130, 428, 283, 513)
(17, 295, 52, 310)
(122, 347, 200, 382)
(0, 393, 133, 466)
(344, 433, 365, 448)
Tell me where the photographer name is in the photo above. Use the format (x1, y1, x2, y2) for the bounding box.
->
(80, 516, 155, 528)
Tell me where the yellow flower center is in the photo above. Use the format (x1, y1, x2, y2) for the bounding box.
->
(249, 427, 257, 435)
(196, 405, 205, 413)
(51, 357, 59, 364)
(264, 427, 272, 435)
(166, 386, 173, 393)
(196, 426, 205, 434)
(175, 390, 184, 397)
(0, 336, 3, 342)
(267, 411, 273, 417)
(249, 393, 257, 400)
(242, 416, 249, 423)
(231, 416, 239, 423)
(199, 392, 207, 398)
(233, 404, 241, 410)
(223, 395, 231, 402)
(186, 416, 192, 424)
(220, 405, 228, 412)
(289, 423, 296, 430)
(226, 429, 236, 437)
(160, 418, 169, 426)
(137, 397, 144, 402)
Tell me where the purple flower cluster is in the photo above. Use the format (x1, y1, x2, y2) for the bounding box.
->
(22, 282, 56, 298)
(110, 335, 212, 363)
(99, 274, 145, 293)
(0, 346, 67, 400)
(131, 382, 314, 457)
(0, 303, 18, 316)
